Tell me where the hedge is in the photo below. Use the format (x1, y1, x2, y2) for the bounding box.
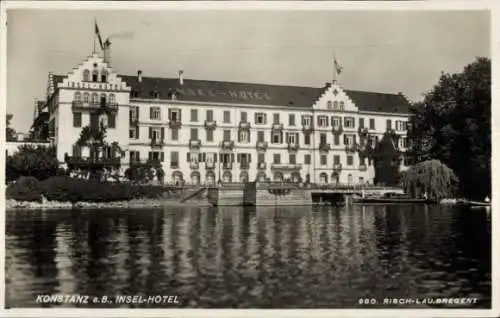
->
(6, 176, 166, 203)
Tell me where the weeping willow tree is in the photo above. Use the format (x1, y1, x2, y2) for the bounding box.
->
(399, 159, 458, 201)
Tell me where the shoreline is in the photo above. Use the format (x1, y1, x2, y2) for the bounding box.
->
(5, 198, 212, 210)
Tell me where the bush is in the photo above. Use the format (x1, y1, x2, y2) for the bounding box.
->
(6, 176, 44, 202)
(6, 144, 59, 182)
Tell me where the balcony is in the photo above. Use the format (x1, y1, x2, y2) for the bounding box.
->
(359, 164, 367, 171)
(272, 123, 284, 131)
(302, 123, 313, 133)
(256, 141, 268, 151)
(240, 162, 250, 170)
(204, 120, 217, 130)
(345, 144, 357, 153)
(168, 120, 182, 129)
(129, 117, 139, 126)
(190, 162, 199, 169)
(319, 143, 331, 152)
(205, 161, 216, 169)
(358, 127, 369, 137)
(189, 139, 201, 149)
(271, 163, 302, 170)
(222, 162, 233, 170)
(239, 121, 251, 130)
(287, 142, 299, 152)
(150, 138, 165, 149)
(257, 162, 267, 170)
(333, 163, 342, 172)
(332, 126, 343, 135)
(65, 155, 120, 167)
(130, 158, 162, 167)
(220, 140, 234, 151)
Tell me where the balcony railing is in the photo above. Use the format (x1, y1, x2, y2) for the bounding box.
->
(220, 140, 234, 150)
(239, 122, 251, 130)
(240, 162, 250, 170)
(319, 143, 331, 152)
(168, 120, 182, 129)
(190, 162, 199, 169)
(256, 141, 268, 151)
(287, 142, 299, 152)
(222, 162, 233, 169)
(302, 123, 313, 133)
(150, 139, 165, 148)
(333, 163, 342, 171)
(332, 126, 343, 135)
(271, 163, 302, 170)
(204, 120, 217, 130)
(189, 139, 201, 149)
(359, 164, 367, 171)
(358, 127, 369, 137)
(129, 117, 139, 125)
(257, 162, 267, 170)
(65, 155, 120, 167)
(205, 162, 216, 169)
(345, 144, 357, 153)
(72, 101, 118, 112)
(272, 123, 284, 131)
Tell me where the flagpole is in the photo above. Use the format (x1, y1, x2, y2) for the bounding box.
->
(93, 18, 97, 53)
(332, 52, 336, 84)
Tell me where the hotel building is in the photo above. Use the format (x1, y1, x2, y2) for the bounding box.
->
(39, 48, 411, 185)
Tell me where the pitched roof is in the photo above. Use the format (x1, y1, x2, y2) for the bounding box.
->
(52, 73, 411, 113)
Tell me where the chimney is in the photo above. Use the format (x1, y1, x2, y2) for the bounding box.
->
(138, 70, 143, 82)
(178, 69, 184, 86)
(103, 38, 112, 66)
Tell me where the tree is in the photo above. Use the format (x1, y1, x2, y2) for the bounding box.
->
(6, 145, 60, 182)
(6, 114, 17, 141)
(399, 160, 458, 201)
(409, 57, 490, 200)
(372, 132, 401, 186)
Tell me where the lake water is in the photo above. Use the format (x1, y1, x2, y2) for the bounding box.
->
(5, 205, 491, 308)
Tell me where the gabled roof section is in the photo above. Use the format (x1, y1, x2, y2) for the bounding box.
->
(344, 90, 410, 114)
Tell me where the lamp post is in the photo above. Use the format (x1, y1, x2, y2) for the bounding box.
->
(218, 145, 222, 184)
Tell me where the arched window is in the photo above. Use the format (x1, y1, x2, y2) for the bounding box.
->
(101, 69, 108, 82)
(100, 93, 107, 105)
(74, 92, 81, 102)
(109, 93, 116, 104)
(339, 101, 345, 110)
(327, 101, 332, 109)
(83, 93, 89, 104)
(92, 70, 99, 82)
(83, 70, 90, 82)
(333, 101, 339, 110)
(91, 93, 98, 104)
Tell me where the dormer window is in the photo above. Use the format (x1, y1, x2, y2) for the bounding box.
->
(152, 91, 160, 99)
(101, 70, 108, 82)
(92, 70, 99, 82)
(83, 70, 90, 82)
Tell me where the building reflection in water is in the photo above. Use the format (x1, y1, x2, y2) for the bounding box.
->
(4, 204, 491, 308)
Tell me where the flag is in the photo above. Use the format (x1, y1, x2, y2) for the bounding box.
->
(95, 22, 104, 50)
(334, 59, 343, 75)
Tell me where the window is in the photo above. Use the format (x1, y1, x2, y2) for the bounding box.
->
(129, 127, 139, 139)
(258, 153, 265, 163)
(339, 102, 345, 110)
(386, 119, 392, 130)
(74, 92, 82, 102)
(171, 128, 179, 141)
(223, 130, 231, 141)
(130, 106, 139, 122)
(241, 112, 247, 123)
(332, 116, 341, 128)
(101, 70, 107, 82)
(83, 93, 89, 104)
(327, 101, 332, 109)
(91, 93, 98, 104)
(108, 114, 116, 129)
(129, 151, 140, 163)
(272, 131, 281, 144)
(289, 114, 295, 126)
(320, 133, 327, 144)
(255, 113, 266, 125)
(273, 113, 280, 124)
(149, 127, 162, 140)
(320, 155, 327, 166)
(223, 111, 231, 123)
(206, 129, 213, 142)
(73, 112, 82, 127)
(304, 134, 310, 145)
(190, 109, 198, 122)
(150, 107, 161, 120)
(400, 136, 408, 148)
(359, 177, 364, 184)
(334, 134, 340, 145)
(289, 154, 296, 164)
(396, 120, 407, 131)
(257, 131, 265, 142)
(286, 132, 299, 144)
(273, 154, 281, 164)
(302, 115, 311, 126)
(90, 114, 99, 129)
(344, 134, 355, 145)
(369, 118, 375, 130)
(170, 151, 179, 168)
(333, 101, 339, 110)
(92, 70, 99, 82)
(83, 70, 90, 82)
(304, 154, 311, 165)
(190, 128, 198, 140)
(206, 110, 214, 121)
(334, 155, 340, 165)
(169, 109, 181, 122)
(239, 130, 250, 143)
(109, 94, 115, 104)
(359, 118, 365, 128)
(317, 116, 328, 127)
(344, 117, 355, 128)
(347, 155, 353, 166)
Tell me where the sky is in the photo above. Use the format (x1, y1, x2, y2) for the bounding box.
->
(6, 8, 490, 132)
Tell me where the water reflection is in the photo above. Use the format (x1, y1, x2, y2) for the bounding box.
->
(5, 205, 491, 308)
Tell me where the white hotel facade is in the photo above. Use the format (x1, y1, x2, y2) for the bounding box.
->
(43, 50, 411, 185)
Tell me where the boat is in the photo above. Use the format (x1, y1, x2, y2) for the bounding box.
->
(353, 192, 431, 204)
(468, 201, 491, 207)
